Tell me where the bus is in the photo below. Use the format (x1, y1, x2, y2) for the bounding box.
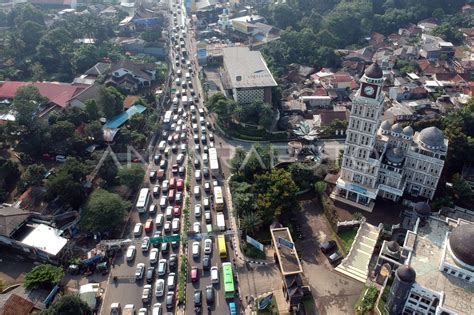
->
(136, 188, 150, 214)
(217, 235, 227, 259)
(214, 186, 224, 212)
(222, 262, 235, 299)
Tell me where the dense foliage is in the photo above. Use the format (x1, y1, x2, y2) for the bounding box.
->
(80, 189, 131, 234)
(259, 0, 470, 75)
(41, 295, 92, 315)
(24, 264, 64, 290)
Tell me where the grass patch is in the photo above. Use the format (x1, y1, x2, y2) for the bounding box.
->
(337, 229, 357, 254)
(256, 295, 278, 315)
(242, 243, 266, 260)
(178, 255, 187, 303)
(355, 285, 379, 315)
(377, 279, 392, 315)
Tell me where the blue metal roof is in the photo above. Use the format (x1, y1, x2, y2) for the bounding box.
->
(104, 104, 146, 129)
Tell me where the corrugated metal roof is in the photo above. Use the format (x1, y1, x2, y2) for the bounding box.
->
(103, 104, 146, 129)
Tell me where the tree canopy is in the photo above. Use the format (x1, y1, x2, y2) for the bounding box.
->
(118, 164, 145, 191)
(80, 189, 130, 234)
(98, 86, 124, 119)
(24, 264, 64, 290)
(41, 294, 92, 315)
(230, 144, 278, 181)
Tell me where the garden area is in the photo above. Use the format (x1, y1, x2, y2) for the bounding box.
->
(355, 285, 379, 315)
(336, 228, 358, 255)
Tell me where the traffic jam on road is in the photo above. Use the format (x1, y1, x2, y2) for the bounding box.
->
(104, 2, 239, 315)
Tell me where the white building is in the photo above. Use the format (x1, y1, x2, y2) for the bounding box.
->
(332, 63, 448, 211)
(221, 46, 277, 105)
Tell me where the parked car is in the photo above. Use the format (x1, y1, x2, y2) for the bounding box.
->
(126, 245, 136, 261)
(135, 263, 145, 280)
(142, 284, 152, 303)
(205, 285, 214, 305)
(146, 267, 155, 284)
(191, 266, 199, 282)
(320, 240, 337, 254)
(155, 279, 165, 298)
(328, 251, 343, 265)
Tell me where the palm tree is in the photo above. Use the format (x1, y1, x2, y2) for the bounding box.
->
(240, 211, 263, 235)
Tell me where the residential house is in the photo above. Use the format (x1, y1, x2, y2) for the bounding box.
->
(417, 19, 438, 32)
(384, 101, 414, 122)
(321, 72, 353, 91)
(115, 37, 167, 58)
(393, 46, 418, 60)
(461, 28, 474, 46)
(0, 291, 43, 315)
(84, 62, 111, 80)
(301, 96, 332, 109)
(369, 32, 386, 49)
(462, 3, 474, 14)
(417, 59, 449, 76)
(343, 47, 374, 64)
(119, 3, 162, 31)
(105, 60, 157, 94)
(281, 99, 305, 115)
(433, 73, 470, 92)
(398, 24, 421, 38)
(221, 46, 277, 105)
(454, 59, 474, 76)
(0, 205, 73, 264)
(373, 48, 395, 71)
(0, 81, 84, 117)
(29, 0, 77, 9)
(69, 83, 101, 109)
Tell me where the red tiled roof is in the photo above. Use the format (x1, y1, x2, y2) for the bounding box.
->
(1, 294, 35, 315)
(318, 110, 348, 126)
(331, 72, 352, 83)
(313, 87, 328, 96)
(0, 81, 82, 108)
(124, 95, 140, 109)
(417, 59, 431, 71)
(462, 28, 474, 37)
(350, 79, 359, 90)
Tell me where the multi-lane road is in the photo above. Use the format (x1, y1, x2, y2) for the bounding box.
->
(101, 1, 240, 314)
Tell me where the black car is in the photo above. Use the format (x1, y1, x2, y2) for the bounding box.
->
(205, 285, 214, 305)
(328, 251, 343, 265)
(194, 158, 200, 167)
(154, 155, 161, 165)
(161, 242, 169, 255)
(179, 166, 185, 176)
(202, 255, 210, 270)
(166, 292, 175, 310)
(149, 170, 157, 181)
(169, 254, 177, 270)
(202, 167, 210, 178)
(320, 240, 337, 254)
(194, 290, 202, 306)
(201, 135, 207, 144)
(146, 267, 155, 284)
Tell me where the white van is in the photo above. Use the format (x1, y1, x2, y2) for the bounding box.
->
(165, 206, 173, 219)
(158, 141, 166, 152)
(211, 266, 219, 284)
(185, 72, 191, 80)
(155, 214, 164, 227)
(167, 273, 176, 289)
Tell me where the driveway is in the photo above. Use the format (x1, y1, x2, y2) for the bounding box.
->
(295, 198, 363, 315)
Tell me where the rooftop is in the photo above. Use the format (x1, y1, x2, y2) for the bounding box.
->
(222, 46, 277, 89)
(0, 206, 33, 237)
(21, 223, 68, 256)
(103, 104, 146, 129)
(271, 228, 303, 276)
(410, 218, 474, 315)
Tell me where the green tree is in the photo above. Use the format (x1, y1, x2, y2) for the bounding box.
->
(31, 62, 45, 81)
(50, 121, 75, 144)
(97, 155, 118, 185)
(314, 180, 327, 196)
(129, 112, 145, 131)
(72, 44, 99, 73)
(24, 264, 64, 290)
(254, 168, 298, 224)
(85, 121, 103, 142)
(240, 211, 264, 235)
(0, 158, 20, 202)
(41, 294, 92, 315)
(432, 22, 464, 44)
(80, 189, 130, 233)
(19, 20, 44, 54)
(258, 103, 274, 129)
(12, 85, 48, 130)
(288, 162, 318, 190)
(141, 29, 162, 42)
(98, 86, 124, 119)
(451, 173, 473, 201)
(18, 163, 47, 192)
(230, 144, 278, 181)
(85, 100, 100, 121)
(118, 164, 145, 190)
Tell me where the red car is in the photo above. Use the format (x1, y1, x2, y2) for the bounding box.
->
(168, 189, 175, 201)
(173, 205, 181, 217)
(176, 179, 184, 191)
(157, 169, 165, 181)
(191, 266, 198, 282)
(169, 177, 176, 189)
(172, 164, 179, 174)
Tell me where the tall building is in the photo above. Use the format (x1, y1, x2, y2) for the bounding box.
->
(333, 63, 448, 211)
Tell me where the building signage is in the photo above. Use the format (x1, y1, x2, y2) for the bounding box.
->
(278, 237, 294, 250)
(246, 235, 264, 252)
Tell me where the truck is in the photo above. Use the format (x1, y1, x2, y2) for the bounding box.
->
(217, 212, 225, 231)
(209, 147, 219, 177)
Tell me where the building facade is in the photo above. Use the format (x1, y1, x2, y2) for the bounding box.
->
(333, 63, 448, 211)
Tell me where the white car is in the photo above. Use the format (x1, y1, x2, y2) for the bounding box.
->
(155, 214, 164, 227)
(135, 263, 145, 280)
(133, 223, 143, 237)
(164, 221, 171, 233)
(194, 186, 201, 198)
(138, 308, 147, 315)
(110, 303, 121, 315)
(204, 238, 212, 254)
(152, 303, 162, 315)
(142, 284, 152, 303)
(158, 259, 167, 277)
(193, 222, 201, 234)
(141, 237, 150, 252)
(211, 266, 219, 284)
(192, 241, 200, 257)
(126, 245, 136, 261)
(194, 204, 202, 217)
(160, 196, 167, 209)
(148, 247, 159, 263)
(162, 180, 169, 192)
(172, 218, 180, 233)
(155, 279, 165, 297)
(195, 170, 201, 181)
